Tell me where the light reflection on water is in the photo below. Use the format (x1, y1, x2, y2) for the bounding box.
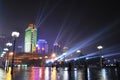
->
(74, 69, 77, 80)
(0, 67, 119, 80)
(101, 69, 107, 80)
(6, 67, 12, 80)
(87, 68, 90, 80)
(45, 67, 50, 80)
(63, 68, 69, 80)
(77, 69, 84, 80)
(51, 67, 57, 80)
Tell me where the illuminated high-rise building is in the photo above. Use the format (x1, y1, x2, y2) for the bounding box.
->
(24, 24, 37, 53)
(36, 39, 48, 54)
(53, 42, 62, 56)
(62, 46, 69, 53)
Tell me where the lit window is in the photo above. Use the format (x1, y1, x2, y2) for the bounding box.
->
(42, 47, 45, 51)
(38, 47, 40, 50)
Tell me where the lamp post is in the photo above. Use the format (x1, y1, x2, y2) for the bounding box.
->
(97, 45, 103, 56)
(6, 42, 12, 59)
(11, 31, 20, 74)
(6, 42, 12, 60)
(3, 48, 8, 58)
(1, 51, 6, 57)
(76, 50, 81, 53)
(4, 48, 9, 71)
(76, 50, 82, 57)
(4, 48, 9, 51)
(51, 53, 56, 59)
(97, 45, 103, 67)
(6, 42, 12, 47)
(5, 42, 12, 71)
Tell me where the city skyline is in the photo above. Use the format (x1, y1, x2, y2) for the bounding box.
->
(0, 0, 120, 57)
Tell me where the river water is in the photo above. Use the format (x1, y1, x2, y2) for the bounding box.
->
(0, 67, 119, 80)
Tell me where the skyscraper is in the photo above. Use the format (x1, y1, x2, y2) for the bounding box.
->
(24, 24, 37, 53)
(36, 39, 48, 54)
(53, 42, 62, 56)
(62, 46, 69, 53)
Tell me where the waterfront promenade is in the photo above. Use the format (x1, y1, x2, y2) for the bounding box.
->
(0, 66, 119, 80)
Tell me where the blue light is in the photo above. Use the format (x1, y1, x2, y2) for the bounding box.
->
(36, 0, 61, 28)
(46, 61, 50, 64)
(101, 56, 104, 58)
(74, 58, 77, 61)
(86, 57, 89, 60)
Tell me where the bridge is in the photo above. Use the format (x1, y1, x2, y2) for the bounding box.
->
(1, 52, 119, 69)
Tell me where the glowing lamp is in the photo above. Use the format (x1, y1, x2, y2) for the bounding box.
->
(76, 50, 81, 53)
(38, 47, 40, 50)
(42, 47, 45, 51)
(9, 52, 13, 56)
(12, 31, 20, 38)
(4, 48, 9, 51)
(6, 42, 12, 47)
(2, 51, 6, 54)
(97, 45, 103, 50)
(45, 56, 48, 58)
(52, 53, 56, 58)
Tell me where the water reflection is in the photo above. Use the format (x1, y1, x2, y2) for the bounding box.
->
(74, 69, 77, 80)
(77, 69, 84, 80)
(0, 67, 120, 80)
(6, 67, 12, 80)
(87, 68, 90, 80)
(45, 67, 50, 80)
(63, 68, 69, 80)
(101, 68, 107, 80)
(29, 67, 35, 80)
(0, 68, 6, 80)
(51, 67, 57, 80)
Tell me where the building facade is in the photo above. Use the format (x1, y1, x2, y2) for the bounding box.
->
(36, 39, 48, 54)
(24, 24, 37, 53)
(53, 42, 62, 56)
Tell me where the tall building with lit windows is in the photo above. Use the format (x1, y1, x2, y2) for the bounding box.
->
(53, 42, 62, 56)
(24, 24, 37, 53)
(36, 39, 48, 54)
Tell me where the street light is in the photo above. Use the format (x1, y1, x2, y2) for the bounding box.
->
(6, 42, 12, 60)
(6, 42, 12, 59)
(5, 42, 12, 72)
(3, 48, 9, 69)
(2, 51, 6, 54)
(97, 45, 103, 67)
(97, 45, 103, 50)
(76, 50, 81, 56)
(11, 31, 20, 74)
(6, 42, 12, 47)
(0, 51, 6, 57)
(3, 48, 9, 57)
(76, 50, 83, 57)
(97, 45, 103, 56)
(76, 50, 81, 53)
(52, 53, 56, 58)
(4, 48, 9, 51)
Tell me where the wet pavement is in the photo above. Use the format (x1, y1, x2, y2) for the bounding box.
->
(0, 66, 120, 80)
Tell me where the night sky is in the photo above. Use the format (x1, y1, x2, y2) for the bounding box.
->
(0, 0, 120, 56)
